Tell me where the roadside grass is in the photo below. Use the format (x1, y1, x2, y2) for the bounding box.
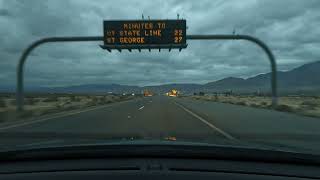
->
(42, 96, 59, 102)
(188, 95, 320, 118)
(0, 98, 6, 108)
(275, 104, 295, 112)
(0, 94, 139, 123)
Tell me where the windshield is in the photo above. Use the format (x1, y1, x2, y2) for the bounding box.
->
(1, 0, 320, 156)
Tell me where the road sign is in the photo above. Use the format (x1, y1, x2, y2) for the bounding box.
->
(102, 20, 187, 51)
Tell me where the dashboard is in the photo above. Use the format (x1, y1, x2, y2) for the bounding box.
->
(0, 157, 319, 180)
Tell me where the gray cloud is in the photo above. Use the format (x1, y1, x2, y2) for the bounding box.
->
(0, 8, 10, 17)
(0, 0, 319, 87)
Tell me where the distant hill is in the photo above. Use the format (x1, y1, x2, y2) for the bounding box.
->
(203, 61, 320, 94)
(205, 77, 246, 90)
(1, 61, 319, 95)
(45, 84, 141, 94)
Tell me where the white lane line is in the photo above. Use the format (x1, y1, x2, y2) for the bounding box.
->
(0, 101, 129, 131)
(174, 102, 237, 141)
(138, 106, 145, 110)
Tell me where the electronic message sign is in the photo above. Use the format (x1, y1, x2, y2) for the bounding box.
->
(102, 20, 187, 50)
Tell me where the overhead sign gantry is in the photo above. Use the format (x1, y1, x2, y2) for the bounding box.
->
(101, 20, 187, 52)
(16, 19, 278, 112)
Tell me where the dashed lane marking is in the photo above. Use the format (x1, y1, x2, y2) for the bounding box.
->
(174, 101, 237, 141)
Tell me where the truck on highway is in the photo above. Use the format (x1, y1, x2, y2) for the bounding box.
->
(143, 89, 153, 97)
(166, 89, 179, 97)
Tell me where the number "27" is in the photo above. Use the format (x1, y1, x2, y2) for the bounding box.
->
(174, 36, 183, 43)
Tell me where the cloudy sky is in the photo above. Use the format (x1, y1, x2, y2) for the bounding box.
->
(0, 0, 319, 87)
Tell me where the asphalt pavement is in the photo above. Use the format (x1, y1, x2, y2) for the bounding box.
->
(1, 96, 320, 153)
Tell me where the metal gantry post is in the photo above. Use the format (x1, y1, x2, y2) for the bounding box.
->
(186, 35, 278, 108)
(16, 36, 103, 111)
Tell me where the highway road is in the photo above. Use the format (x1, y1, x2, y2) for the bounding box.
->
(1, 96, 320, 153)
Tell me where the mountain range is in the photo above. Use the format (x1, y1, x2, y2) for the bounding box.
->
(1, 61, 320, 95)
(203, 61, 320, 94)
